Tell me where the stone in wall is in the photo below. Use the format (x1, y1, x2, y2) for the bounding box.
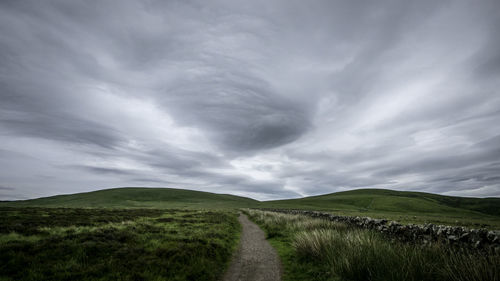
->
(259, 208, 500, 253)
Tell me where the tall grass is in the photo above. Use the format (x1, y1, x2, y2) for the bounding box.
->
(0, 208, 241, 281)
(249, 209, 346, 238)
(246, 209, 500, 281)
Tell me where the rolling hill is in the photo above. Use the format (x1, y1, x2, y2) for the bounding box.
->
(260, 188, 500, 228)
(2, 187, 499, 228)
(262, 188, 500, 215)
(0, 187, 258, 209)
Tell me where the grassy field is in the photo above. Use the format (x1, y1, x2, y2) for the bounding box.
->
(0, 187, 258, 209)
(245, 209, 500, 281)
(1, 188, 499, 280)
(260, 189, 500, 229)
(2, 187, 500, 228)
(0, 207, 240, 281)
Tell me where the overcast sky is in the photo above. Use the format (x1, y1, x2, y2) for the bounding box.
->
(1, 0, 500, 201)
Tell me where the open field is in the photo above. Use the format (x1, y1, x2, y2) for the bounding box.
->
(0, 207, 240, 281)
(260, 189, 500, 229)
(2, 187, 500, 229)
(1, 188, 500, 281)
(0, 187, 258, 209)
(245, 209, 500, 281)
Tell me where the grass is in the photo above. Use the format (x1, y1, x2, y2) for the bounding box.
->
(0, 187, 258, 209)
(2, 187, 499, 228)
(1, 188, 499, 280)
(0, 207, 241, 281)
(260, 189, 500, 229)
(245, 209, 500, 281)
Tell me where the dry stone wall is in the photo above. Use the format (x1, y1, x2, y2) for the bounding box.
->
(260, 208, 500, 253)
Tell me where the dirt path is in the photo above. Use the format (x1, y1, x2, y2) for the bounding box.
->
(223, 213, 282, 281)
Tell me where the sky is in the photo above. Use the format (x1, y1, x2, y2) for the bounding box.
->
(1, 0, 500, 201)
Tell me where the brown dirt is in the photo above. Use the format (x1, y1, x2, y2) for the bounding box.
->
(223, 213, 282, 281)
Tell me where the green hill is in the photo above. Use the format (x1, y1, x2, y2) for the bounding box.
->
(0, 187, 258, 209)
(260, 189, 500, 228)
(2, 187, 499, 228)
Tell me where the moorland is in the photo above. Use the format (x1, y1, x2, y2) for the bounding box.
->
(1, 187, 499, 281)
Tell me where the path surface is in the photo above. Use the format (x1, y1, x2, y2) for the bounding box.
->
(223, 214, 282, 281)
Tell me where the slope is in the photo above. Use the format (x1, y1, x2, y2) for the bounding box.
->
(260, 188, 500, 228)
(0, 187, 259, 209)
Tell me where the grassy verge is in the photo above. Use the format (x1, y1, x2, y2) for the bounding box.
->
(0, 207, 240, 281)
(259, 205, 500, 229)
(245, 209, 500, 281)
(260, 189, 500, 229)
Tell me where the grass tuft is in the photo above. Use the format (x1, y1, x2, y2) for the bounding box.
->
(246, 209, 500, 281)
(0, 207, 241, 281)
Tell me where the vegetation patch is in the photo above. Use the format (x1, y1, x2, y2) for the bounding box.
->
(0, 207, 240, 281)
(4, 188, 500, 229)
(245, 209, 500, 281)
(260, 189, 500, 229)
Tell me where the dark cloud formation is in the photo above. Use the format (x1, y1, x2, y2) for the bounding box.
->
(1, 0, 499, 200)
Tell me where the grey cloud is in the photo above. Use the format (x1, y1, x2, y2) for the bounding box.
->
(1, 0, 499, 200)
(0, 186, 14, 191)
(131, 178, 178, 185)
(0, 111, 124, 149)
(163, 77, 312, 151)
(468, 1, 500, 79)
(140, 147, 228, 171)
(72, 165, 138, 176)
(474, 42, 500, 79)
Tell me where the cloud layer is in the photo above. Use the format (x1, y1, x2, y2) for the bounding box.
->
(1, 0, 499, 200)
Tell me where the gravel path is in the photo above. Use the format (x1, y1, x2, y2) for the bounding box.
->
(223, 213, 282, 281)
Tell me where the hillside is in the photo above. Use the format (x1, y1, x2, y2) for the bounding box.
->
(260, 189, 500, 228)
(0, 187, 258, 209)
(2, 187, 499, 228)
